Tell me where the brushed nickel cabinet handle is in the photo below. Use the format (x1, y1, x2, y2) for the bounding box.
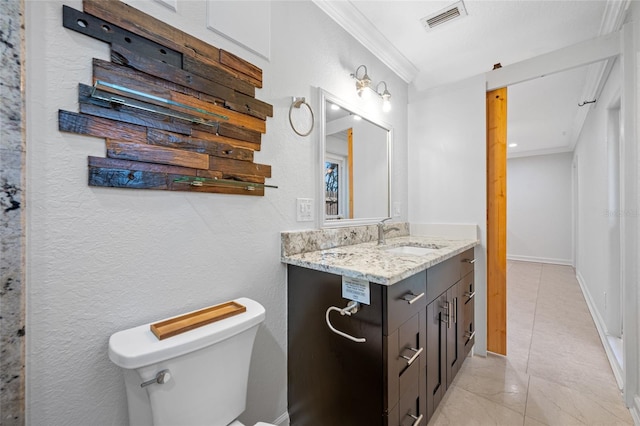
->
(465, 331, 476, 341)
(463, 258, 476, 264)
(453, 297, 457, 324)
(402, 292, 425, 304)
(465, 291, 476, 300)
(441, 302, 452, 328)
(409, 413, 424, 426)
(400, 346, 424, 366)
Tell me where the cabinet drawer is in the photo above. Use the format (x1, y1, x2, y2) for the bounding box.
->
(384, 271, 427, 335)
(426, 257, 459, 304)
(398, 361, 425, 426)
(460, 248, 475, 277)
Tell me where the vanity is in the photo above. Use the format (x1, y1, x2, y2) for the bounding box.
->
(282, 229, 478, 425)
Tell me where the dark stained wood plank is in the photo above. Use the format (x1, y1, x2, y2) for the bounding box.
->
(224, 90, 273, 118)
(217, 123, 262, 145)
(171, 92, 266, 133)
(83, 0, 218, 61)
(106, 139, 210, 169)
(59, 110, 147, 142)
(78, 83, 194, 135)
(82, 0, 263, 87)
(62, 5, 182, 67)
(197, 169, 265, 184)
(182, 54, 255, 97)
(209, 156, 271, 178)
(89, 166, 169, 189)
(219, 49, 262, 88)
(94, 60, 266, 134)
(88, 155, 197, 176)
(93, 58, 197, 99)
(190, 129, 260, 152)
(111, 43, 234, 103)
(147, 129, 254, 161)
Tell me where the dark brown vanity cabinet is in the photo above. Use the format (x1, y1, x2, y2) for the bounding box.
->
(287, 248, 475, 426)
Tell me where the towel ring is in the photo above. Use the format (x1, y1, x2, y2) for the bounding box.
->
(289, 97, 314, 137)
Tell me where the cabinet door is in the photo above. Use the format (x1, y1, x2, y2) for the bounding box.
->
(426, 294, 447, 420)
(446, 281, 463, 387)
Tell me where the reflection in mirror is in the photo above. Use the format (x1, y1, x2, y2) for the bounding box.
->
(320, 91, 391, 225)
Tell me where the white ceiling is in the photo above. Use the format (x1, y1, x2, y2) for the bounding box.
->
(314, 0, 628, 157)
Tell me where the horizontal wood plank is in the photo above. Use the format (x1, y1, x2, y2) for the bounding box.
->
(147, 129, 254, 161)
(219, 49, 262, 88)
(88, 155, 197, 176)
(78, 83, 194, 135)
(59, 110, 147, 142)
(197, 169, 265, 184)
(171, 92, 266, 134)
(62, 5, 182, 67)
(83, 0, 263, 87)
(89, 166, 169, 189)
(209, 156, 271, 178)
(106, 139, 210, 169)
(111, 43, 234, 103)
(182, 54, 255, 97)
(190, 129, 260, 152)
(89, 166, 263, 195)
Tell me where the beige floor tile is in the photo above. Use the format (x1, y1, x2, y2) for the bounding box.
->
(525, 376, 632, 426)
(429, 385, 525, 426)
(452, 354, 530, 414)
(524, 416, 548, 426)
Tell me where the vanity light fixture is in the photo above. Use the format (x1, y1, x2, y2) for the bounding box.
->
(352, 65, 372, 99)
(350, 65, 392, 112)
(377, 81, 392, 112)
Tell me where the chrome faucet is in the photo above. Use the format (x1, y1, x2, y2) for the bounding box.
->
(377, 217, 399, 245)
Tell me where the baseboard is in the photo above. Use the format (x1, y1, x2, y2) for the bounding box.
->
(507, 254, 573, 266)
(575, 271, 624, 389)
(274, 411, 290, 426)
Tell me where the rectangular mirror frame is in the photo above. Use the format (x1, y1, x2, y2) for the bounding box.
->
(317, 88, 393, 228)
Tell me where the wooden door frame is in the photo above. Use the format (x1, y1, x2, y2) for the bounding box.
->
(486, 88, 508, 355)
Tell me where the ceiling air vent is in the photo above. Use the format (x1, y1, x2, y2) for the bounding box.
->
(420, 1, 468, 31)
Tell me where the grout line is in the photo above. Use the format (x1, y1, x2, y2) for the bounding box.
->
(523, 263, 543, 374)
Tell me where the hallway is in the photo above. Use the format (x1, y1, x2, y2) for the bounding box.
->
(429, 261, 633, 425)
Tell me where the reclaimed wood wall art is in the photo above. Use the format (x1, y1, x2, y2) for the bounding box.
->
(59, 0, 274, 195)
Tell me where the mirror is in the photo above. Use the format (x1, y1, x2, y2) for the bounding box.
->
(319, 90, 392, 226)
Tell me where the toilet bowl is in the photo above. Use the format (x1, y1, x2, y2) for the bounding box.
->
(109, 297, 275, 426)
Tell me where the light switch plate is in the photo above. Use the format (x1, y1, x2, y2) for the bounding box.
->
(296, 198, 314, 222)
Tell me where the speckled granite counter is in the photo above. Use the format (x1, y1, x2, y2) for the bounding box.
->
(281, 234, 478, 286)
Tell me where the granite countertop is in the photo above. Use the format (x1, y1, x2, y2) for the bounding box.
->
(281, 235, 478, 285)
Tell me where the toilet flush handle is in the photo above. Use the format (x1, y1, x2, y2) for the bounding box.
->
(141, 369, 171, 388)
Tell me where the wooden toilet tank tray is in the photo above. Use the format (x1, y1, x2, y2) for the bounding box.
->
(150, 301, 246, 340)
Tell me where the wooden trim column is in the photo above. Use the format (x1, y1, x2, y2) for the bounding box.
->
(486, 88, 507, 355)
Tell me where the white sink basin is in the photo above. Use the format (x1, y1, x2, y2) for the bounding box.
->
(383, 245, 439, 256)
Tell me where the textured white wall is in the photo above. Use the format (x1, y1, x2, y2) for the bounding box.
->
(407, 75, 487, 355)
(25, 1, 408, 424)
(507, 153, 573, 265)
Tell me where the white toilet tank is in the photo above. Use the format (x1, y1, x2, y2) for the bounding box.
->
(109, 297, 266, 426)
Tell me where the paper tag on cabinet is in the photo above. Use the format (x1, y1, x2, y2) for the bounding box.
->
(342, 276, 370, 305)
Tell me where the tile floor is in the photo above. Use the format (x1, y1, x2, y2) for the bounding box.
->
(428, 261, 634, 425)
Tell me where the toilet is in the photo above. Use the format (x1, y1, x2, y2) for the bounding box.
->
(109, 297, 276, 426)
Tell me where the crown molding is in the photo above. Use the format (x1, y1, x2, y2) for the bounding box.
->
(312, 0, 419, 83)
(507, 145, 574, 159)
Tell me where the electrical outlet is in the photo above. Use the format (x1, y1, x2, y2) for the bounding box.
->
(296, 198, 314, 222)
(393, 202, 401, 217)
